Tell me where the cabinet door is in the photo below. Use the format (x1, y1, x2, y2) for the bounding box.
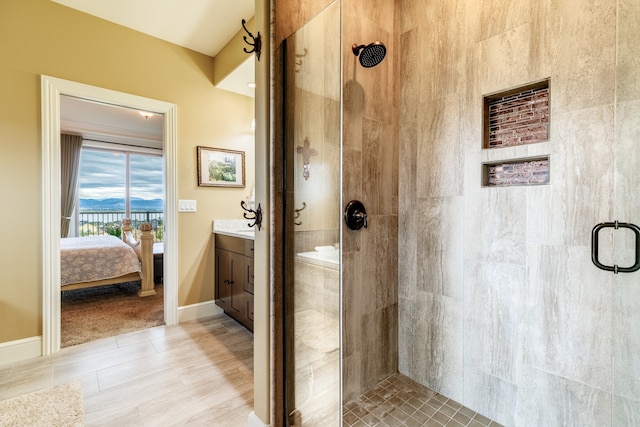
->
(244, 257, 255, 294)
(215, 249, 231, 310)
(245, 292, 254, 332)
(228, 251, 246, 319)
(216, 249, 245, 319)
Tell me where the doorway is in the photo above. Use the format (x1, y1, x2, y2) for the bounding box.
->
(41, 75, 178, 355)
(59, 96, 165, 347)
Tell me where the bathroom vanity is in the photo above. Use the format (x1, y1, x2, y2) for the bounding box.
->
(213, 222, 254, 332)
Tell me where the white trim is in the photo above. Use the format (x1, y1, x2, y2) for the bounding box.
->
(247, 411, 269, 427)
(41, 75, 179, 356)
(0, 337, 42, 366)
(60, 118, 163, 146)
(177, 300, 223, 323)
(81, 141, 162, 156)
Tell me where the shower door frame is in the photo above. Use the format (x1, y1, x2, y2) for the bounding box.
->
(281, 1, 344, 424)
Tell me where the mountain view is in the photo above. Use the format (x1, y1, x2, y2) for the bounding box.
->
(79, 198, 164, 212)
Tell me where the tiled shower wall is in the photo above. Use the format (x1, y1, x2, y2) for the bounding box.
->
(341, 0, 399, 403)
(398, 1, 640, 425)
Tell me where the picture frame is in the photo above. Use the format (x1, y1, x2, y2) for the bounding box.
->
(197, 146, 245, 187)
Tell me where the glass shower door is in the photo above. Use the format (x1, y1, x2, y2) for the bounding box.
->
(612, 5, 640, 420)
(283, 2, 341, 426)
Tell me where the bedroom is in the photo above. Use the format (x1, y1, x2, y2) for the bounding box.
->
(59, 95, 166, 347)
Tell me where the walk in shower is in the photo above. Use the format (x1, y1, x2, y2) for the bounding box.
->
(281, 0, 640, 425)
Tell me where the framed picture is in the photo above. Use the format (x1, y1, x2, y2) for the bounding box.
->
(197, 146, 245, 187)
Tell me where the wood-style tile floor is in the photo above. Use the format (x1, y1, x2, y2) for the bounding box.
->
(0, 314, 254, 426)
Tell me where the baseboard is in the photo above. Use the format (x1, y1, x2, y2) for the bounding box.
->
(0, 336, 42, 366)
(248, 411, 269, 427)
(177, 299, 223, 323)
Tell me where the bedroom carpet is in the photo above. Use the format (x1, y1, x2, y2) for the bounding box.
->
(0, 381, 84, 426)
(61, 282, 164, 348)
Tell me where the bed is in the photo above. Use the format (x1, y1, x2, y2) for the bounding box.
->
(60, 219, 156, 297)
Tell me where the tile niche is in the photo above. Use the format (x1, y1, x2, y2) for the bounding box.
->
(482, 80, 550, 187)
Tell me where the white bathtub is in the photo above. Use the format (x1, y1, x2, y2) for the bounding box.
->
(295, 250, 339, 269)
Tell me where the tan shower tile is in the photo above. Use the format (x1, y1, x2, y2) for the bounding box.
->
(399, 29, 420, 123)
(477, 0, 530, 41)
(616, 0, 640, 101)
(541, 0, 615, 113)
(399, 0, 429, 33)
(343, 0, 395, 32)
(416, 96, 463, 198)
(477, 24, 533, 96)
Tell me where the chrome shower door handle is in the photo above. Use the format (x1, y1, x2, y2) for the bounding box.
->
(591, 221, 640, 273)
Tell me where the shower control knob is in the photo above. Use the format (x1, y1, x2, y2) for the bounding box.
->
(344, 200, 368, 230)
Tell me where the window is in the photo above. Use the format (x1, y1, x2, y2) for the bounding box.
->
(77, 146, 164, 241)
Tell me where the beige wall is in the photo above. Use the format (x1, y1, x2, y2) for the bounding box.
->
(213, 17, 256, 86)
(0, 0, 254, 343)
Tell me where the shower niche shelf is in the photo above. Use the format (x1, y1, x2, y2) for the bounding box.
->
(482, 156, 550, 187)
(483, 79, 549, 149)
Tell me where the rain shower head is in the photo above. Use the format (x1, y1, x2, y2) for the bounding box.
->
(352, 42, 386, 68)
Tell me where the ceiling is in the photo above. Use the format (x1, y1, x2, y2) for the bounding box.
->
(60, 96, 164, 148)
(51, 0, 255, 98)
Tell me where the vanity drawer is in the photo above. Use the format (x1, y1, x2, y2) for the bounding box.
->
(244, 239, 254, 257)
(215, 234, 245, 254)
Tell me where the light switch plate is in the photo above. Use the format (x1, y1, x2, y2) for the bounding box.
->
(178, 199, 197, 212)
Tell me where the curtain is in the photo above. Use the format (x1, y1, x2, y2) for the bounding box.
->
(60, 134, 83, 237)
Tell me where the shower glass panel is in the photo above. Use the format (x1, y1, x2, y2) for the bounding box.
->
(284, 2, 341, 426)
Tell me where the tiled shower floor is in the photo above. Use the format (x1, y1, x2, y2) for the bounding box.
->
(343, 373, 504, 427)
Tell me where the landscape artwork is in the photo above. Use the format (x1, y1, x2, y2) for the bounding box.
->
(197, 146, 245, 187)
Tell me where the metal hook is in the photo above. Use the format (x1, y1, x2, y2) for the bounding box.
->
(241, 19, 261, 61)
(294, 48, 307, 73)
(241, 200, 262, 231)
(294, 202, 307, 226)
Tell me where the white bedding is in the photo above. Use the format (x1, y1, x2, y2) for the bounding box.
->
(60, 236, 142, 286)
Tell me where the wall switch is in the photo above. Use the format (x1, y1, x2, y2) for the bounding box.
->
(178, 199, 197, 212)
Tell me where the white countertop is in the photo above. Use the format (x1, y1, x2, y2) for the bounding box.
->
(212, 219, 255, 240)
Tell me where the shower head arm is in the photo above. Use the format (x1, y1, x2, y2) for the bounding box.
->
(352, 44, 366, 56)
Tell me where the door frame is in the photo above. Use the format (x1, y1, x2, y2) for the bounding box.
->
(41, 75, 178, 355)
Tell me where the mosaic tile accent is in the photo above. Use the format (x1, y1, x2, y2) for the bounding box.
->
(485, 83, 549, 148)
(343, 373, 504, 427)
(484, 158, 550, 187)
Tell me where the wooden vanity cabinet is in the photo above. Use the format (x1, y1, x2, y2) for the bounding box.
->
(215, 234, 254, 332)
(244, 239, 254, 330)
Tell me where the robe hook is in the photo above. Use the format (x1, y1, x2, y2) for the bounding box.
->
(241, 19, 262, 61)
